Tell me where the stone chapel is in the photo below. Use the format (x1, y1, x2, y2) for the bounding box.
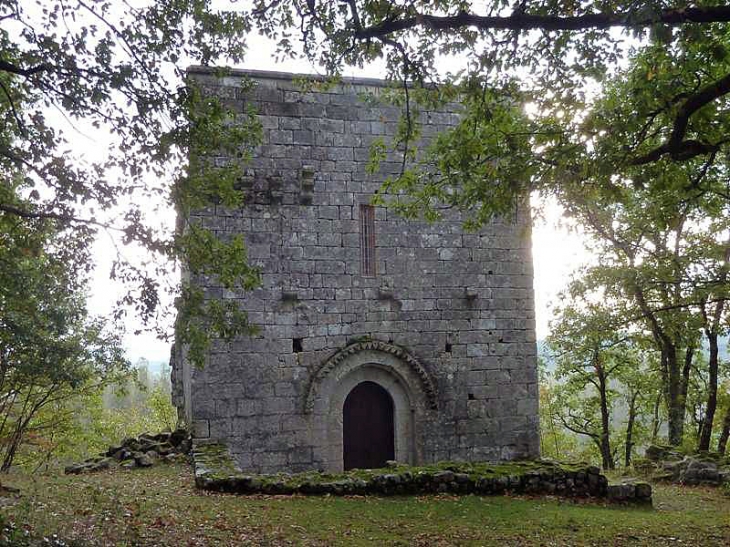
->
(172, 67, 540, 474)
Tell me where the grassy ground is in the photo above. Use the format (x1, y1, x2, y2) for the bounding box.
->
(0, 463, 728, 546)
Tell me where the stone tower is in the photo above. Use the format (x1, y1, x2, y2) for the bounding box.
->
(173, 68, 540, 473)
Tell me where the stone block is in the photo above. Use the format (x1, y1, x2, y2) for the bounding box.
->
(262, 397, 296, 415)
(288, 447, 313, 465)
(236, 399, 260, 417)
(193, 420, 210, 439)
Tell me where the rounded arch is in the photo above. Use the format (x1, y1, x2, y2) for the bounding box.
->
(304, 340, 438, 414)
(304, 340, 438, 471)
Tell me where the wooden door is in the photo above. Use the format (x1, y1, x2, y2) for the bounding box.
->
(343, 381, 395, 470)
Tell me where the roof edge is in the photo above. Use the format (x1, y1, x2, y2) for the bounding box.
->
(186, 66, 395, 88)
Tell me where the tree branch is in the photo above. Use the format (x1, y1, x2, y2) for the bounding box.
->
(353, 7, 730, 39)
(631, 72, 730, 164)
(0, 203, 121, 232)
(0, 79, 25, 136)
(559, 412, 599, 440)
(0, 60, 49, 77)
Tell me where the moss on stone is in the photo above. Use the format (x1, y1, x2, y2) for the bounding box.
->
(190, 444, 642, 502)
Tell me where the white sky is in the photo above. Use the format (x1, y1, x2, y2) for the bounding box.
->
(85, 31, 592, 364)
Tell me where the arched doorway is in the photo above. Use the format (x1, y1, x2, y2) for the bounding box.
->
(306, 340, 437, 471)
(343, 381, 395, 470)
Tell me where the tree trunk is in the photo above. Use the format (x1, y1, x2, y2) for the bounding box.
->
(706, 242, 730, 452)
(651, 392, 662, 442)
(548, 396, 561, 459)
(625, 391, 638, 467)
(666, 345, 687, 446)
(696, 413, 704, 444)
(699, 289, 727, 451)
(630, 283, 688, 446)
(718, 405, 730, 455)
(597, 364, 614, 469)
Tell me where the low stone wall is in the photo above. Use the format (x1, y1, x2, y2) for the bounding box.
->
(193, 442, 651, 504)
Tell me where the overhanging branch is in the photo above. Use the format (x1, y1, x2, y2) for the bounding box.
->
(0, 60, 49, 77)
(0, 203, 120, 232)
(631, 72, 730, 164)
(353, 6, 730, 39)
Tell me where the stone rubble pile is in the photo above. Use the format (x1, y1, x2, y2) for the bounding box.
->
(642, 445, 730, 486)
(64, 429, 191, 475)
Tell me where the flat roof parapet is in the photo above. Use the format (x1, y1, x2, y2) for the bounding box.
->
(186, 65, 394, 88)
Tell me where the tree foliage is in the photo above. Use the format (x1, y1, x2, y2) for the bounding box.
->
(548, 299, 647, 468)
(0, 183, 128, 470)
(24, 360, 177, 471)
(0, 1, 262, 363)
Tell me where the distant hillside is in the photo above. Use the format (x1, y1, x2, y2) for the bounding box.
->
(132, 359, 170, 376)
(536, 335, 727, 376)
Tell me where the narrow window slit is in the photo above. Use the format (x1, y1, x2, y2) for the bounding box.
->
(360, 204, 376, 276)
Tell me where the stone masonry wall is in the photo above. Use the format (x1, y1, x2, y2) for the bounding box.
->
(180, 68, 540, 473)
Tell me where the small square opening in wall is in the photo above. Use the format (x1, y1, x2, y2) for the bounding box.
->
(468, 393, 475, 401)
(293, 338, 303, 353)
(445, 342, 452, 353)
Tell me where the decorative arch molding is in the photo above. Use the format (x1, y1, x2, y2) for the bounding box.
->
(304, 340, 438, 414)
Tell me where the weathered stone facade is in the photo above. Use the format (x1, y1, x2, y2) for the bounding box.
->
(173, 68, 540, 474)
